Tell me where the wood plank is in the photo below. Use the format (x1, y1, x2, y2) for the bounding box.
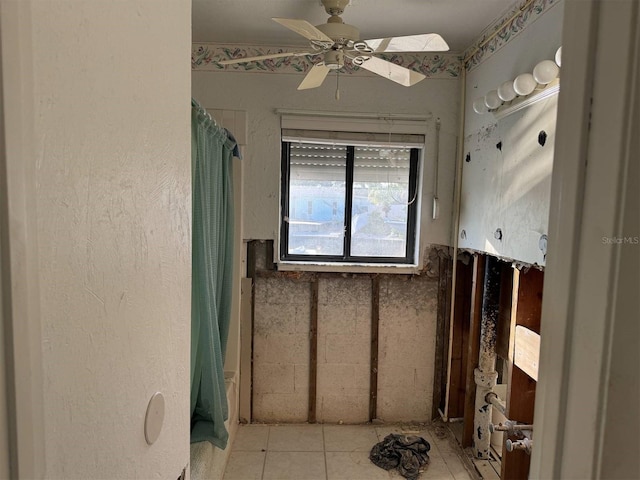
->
(514, 268, 544, 334)
(434, 253, 453, 418)
(448, 257, 473, 418)
(502, 365, 537, 480)
(496, 263, 514, 361)
(462, 254, 485, 447)
(507, 268, 522, 363)
(474, 459, 501, 480)
(370, 276, 380, 421)
(514, 326, 540, 381)
(308, 279, 318, 423)
(500, 267, 543, 480)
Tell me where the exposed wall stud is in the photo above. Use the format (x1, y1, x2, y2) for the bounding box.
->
(434, 253, 453, 419)
(463, 254, 486, 447)
(369, 275, 380, 421)
(308, 278, 319, 423)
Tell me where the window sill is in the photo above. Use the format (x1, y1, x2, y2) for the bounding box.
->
(276, 260, 422, 275)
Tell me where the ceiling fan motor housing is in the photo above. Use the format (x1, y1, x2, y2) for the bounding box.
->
(315, 20, 360, 43)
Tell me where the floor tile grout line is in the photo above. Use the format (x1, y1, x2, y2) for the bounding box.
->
(322, 424, 329, 480)
(261, 426, 270, 480)
(227, 423, 470, 480)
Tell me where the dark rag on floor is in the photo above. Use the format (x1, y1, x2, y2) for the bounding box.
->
(369, 433, 431, 480)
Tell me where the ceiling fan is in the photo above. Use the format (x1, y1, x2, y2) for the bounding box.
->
(218, 0, 449, 90)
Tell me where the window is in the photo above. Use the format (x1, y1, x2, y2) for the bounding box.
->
(280, 136, 421, 264)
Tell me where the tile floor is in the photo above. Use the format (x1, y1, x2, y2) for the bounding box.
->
(223, 423, 476, 480)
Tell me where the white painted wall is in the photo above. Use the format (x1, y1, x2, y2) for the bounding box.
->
(192, 70, 460, 256)
(459, 2, 564, 265)
(1, 0, 192, 478)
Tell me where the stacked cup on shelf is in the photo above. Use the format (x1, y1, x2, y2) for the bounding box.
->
(473, 46, 562, 114)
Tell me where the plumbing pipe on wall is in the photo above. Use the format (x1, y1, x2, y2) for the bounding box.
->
(473, 256, 502, 458)
(485, 391, 507, 416)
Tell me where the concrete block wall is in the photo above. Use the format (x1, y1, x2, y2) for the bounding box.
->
(253, 277, 311, 422)
(377, 275, 438, 422)
(317, 277, 372, 423)
(250, 246, 440, 424)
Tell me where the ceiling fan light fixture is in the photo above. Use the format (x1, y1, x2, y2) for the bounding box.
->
(324, 50, 345, 70)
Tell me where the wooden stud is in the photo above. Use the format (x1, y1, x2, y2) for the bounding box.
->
(448, 257, 473, 418)
(514, 326, 540, 381)
(502, 365, 537, 480)
(500, 267, 544, 480)
(308, 278, 319, 423)
(496, 263, 514, 361)
(369, 275, 380, 421)
(433, 253, 453, 418)
(462, 254, 486, 447)
(513, 268, 544, 334)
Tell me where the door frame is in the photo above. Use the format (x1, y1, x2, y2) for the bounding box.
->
(532, 0, 639, 478)
(0, 1, 46, 477)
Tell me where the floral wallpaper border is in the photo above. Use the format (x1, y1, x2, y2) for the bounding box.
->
(192, 44, 462, 79)
(464, 0, 562, 71)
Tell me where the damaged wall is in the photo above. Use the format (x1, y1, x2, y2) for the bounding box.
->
(377, 275, 438, 421)
(251, 244, 441, 423)
(192, 55, 460, 424)
(459, 1, 564, 266)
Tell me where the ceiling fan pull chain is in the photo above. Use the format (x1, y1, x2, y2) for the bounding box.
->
(335, 69, 340, 100)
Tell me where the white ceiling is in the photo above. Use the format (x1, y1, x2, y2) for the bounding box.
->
(192, 0, 516, 53)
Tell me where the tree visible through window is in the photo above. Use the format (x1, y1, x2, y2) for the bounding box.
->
(280, 140, 420, 264)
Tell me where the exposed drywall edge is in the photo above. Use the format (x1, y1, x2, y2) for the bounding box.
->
(457, 248, 544, 271)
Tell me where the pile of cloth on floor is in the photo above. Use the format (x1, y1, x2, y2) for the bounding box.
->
(369, 433, 431, 480)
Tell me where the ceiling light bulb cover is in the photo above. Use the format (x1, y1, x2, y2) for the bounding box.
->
(497, 80, 517, 102)
(555, 46, 562, 67)
(473, 97, 488, 114)
(533, 60, 559, 84)
(484, 90, 502, 109)
(513, 73, 537, 96)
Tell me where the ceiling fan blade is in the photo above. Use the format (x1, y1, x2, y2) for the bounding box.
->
(218, 51, 313, 65)
(272, 18, 334, 44)
(357, 56, 426, 87)
(297, 64, 331, 90)
(364, 33, 449, 53)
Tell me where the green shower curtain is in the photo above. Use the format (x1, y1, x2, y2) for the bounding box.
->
(190, 99, 236, 449)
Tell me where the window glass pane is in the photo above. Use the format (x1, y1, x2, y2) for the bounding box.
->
(351, 146, 411, 257)
(288, 143, 346, 256)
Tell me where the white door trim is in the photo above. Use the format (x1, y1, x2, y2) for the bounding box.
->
(0, 1, 46, 477)
(532, 0, 640, 478)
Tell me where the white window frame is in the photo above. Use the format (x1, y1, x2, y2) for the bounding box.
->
(277, 111, 430, 273)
